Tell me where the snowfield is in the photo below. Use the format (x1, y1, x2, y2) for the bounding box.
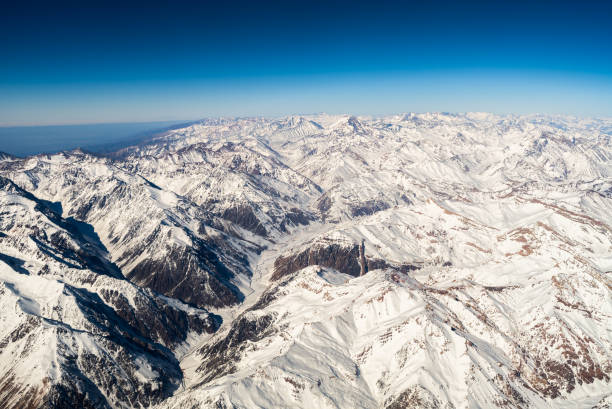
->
(0, 112, 610, 408)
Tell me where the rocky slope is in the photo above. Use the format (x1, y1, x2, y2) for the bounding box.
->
(0, 152, 259, 309)
(0, 112, 611, 408)
(0, 176, 218, 408)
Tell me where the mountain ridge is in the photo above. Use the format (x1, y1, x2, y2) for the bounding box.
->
(0, 112, 610, 408)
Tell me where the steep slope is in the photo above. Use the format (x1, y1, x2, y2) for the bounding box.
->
(0, 176, 219, 408)
(0, 113, 611, 409)
(0, 152, 259, 309)
(163, 193, 612, 409)
(117, 123, 322, 239)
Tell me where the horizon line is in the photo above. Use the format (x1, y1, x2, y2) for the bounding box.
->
(2, 111, 612, 128)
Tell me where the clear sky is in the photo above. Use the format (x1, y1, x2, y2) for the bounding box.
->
(1, 0, 611, 125)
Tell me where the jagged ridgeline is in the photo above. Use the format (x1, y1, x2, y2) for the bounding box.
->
(0, 113, 611, 408)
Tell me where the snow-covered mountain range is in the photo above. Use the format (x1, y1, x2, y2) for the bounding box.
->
(0, 112, 610, 408)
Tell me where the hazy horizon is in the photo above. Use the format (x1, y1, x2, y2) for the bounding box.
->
(0, 120, 190, 157)
(2, 109, 612, 129)
(3, 111, 611, 158)
(1, 0, 611, 126)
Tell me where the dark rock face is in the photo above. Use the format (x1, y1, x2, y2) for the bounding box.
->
(358, 240, 367, 276)
(99, 288, 220, 349)
(349, 200, 390, 217)
(272, 242, 362, 280)
(195, 314, 276, 384)
(366, 258, 421, 274)
(126, 244, 243, 309)
(271, 241, 422, 281)
(221, 204, 268, 237)
(278, 207, 316, 232)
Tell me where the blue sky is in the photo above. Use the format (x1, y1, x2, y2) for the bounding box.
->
(1, 0, 611, 125)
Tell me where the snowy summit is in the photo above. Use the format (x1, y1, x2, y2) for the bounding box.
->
(0, 113, 611, 409)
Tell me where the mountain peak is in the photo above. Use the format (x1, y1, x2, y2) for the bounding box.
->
(0, 113, 611, 409)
